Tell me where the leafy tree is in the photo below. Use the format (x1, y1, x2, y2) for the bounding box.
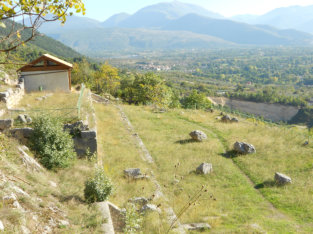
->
(181, 90, 212, 109)
(0, 0, 85, 52)
(94, 63, 120, 95)
(128, 73, 173, 107)
(71, 58, 95, 86)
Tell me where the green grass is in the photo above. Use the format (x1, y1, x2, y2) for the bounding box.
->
(117, 105, 312, 233)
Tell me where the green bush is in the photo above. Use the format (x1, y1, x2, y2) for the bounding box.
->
(31, 116, 76, 170)
(181, 90, 212, 109)
(84, 168, 113, 203)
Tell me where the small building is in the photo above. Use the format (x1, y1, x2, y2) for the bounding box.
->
(18, 54, 73, 93)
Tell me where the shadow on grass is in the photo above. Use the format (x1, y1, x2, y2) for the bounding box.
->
(254, 180, 283, 189)
(220, 150, 239, 158)
(175, 139, 200, 144)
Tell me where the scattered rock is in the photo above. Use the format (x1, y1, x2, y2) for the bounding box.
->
(64, 120, 89, 135)
(58, 220, 70, 227)
(129, 197, 149, 206)
(36, 97, 43, 101)
(231, 117, 239, 123)
(206, 108, 214, 113)
(11, 185, 30, 197)
(0, 119, 13, 131)
(18, 114, 27, 123)
(21, 225, 30, 234)
(221, 115, 232, 123)
(124, 168, 141, 178)
(140, 204, 160, 213)
(49, 181, 57, 188)
(0, 220, 4, 231)
(25, 115, 32, 124)
(182, 223, 211, 231)
(189, 130, 207, 142)
(43, 225, 52, 234)
(303, 141, 309, 146)
(172, 179, 180, 185)
(274, 172, 292, 185)
(196, 163, 213, 175)
(3, 193, 22, 209)
(233, 141, 256, 154)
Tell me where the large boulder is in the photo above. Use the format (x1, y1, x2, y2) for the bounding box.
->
(196, 163, 213, 175)
(233, 141, 256, 154)
(189, 130, 207, 142)
(221, 115, 232, 123)
(0, 119, 13, 131)
(274, 172, 292, 185)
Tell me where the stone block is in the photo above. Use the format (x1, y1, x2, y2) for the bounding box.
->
(0, 119, 13, 131)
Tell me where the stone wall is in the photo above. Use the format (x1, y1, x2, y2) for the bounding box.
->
(209, 97, 299, 122)
(0, 81, 24, 109)
(73, 131, 97, 157)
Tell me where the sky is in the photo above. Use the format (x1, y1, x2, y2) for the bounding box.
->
(83, 0, 313, 21)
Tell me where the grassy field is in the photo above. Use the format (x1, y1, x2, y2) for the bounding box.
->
(95, 102, 313, 233)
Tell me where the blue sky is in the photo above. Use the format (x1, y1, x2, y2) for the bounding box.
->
(83, 0, 313, 21)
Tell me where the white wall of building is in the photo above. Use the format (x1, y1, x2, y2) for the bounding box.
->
(21, 70, 70, 92)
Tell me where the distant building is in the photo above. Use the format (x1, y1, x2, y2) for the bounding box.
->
(18, 54, 72, 92)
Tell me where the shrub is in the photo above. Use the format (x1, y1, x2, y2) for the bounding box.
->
(31, 116, 76, 170)
(124, 203, 143, 234)
(181, 90, 212, 109)
(84, 168, 113, 203)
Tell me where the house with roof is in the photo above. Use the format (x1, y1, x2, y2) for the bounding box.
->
(18, 54, 73, 93)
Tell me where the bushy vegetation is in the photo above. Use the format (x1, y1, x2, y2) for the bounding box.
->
(31, 116, 76, 170)
(84, 167, 113, 203)
(181, 90, 212, 109)
(227, 86, 307, 107)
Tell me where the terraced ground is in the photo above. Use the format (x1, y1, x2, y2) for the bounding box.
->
(95, 103, 313, 233)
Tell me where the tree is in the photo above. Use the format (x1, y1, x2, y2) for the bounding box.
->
(0, 0, 85, 53)
(94, 63, 120, 95)
(181, 90, 212, 109)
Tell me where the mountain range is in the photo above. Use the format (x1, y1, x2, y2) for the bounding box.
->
(232, 5, 313, 34)
(35, 1, 313, 56)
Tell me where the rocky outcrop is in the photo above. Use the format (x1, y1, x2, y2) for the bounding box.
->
(189, 130, 207, 142)
(233, 141, 256, 155)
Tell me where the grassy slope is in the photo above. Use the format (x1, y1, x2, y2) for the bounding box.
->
(120, 106, 312, 233)
(96, 103, 313, 233)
